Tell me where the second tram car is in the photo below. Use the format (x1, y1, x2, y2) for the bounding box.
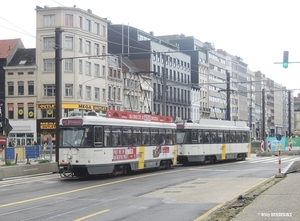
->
(176, 119, 251, 165)
(58, 110, 177, 177)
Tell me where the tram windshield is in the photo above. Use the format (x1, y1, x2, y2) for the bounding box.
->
(60, 127, 92, 147)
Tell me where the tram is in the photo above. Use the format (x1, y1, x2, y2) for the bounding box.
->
(175, 119, 251, 165)
(58, 110, 177, 177)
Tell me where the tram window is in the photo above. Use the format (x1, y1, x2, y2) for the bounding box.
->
(224, 131, 230, 143)
(203, 130, 210, 143)
(142, 128, 150, 145)
(151, 128, 159, 145)
(133, 127, 141, 146)
(104, 126, 111, 147)
(176, 131, 185, 144)
(94, 126, 103, 146)
(191, 129, 198, 144)
(241, 131, 249, 143)
(229, 131, 236, 143)
(184, 130, 192, 143)
(166, 129, 174, 145)
(211, 130, 218, 143)
(198, 130, 203, 143)
(159, 129, 166, 145)
(236, 131, 242, 143)
(111, 126, 121, 146)
(218, 130, 224, 143)
(122, 127, 132, 146)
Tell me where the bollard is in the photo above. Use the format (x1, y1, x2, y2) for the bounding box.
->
(278, 143, 282, 174)
(15, 153, 18, 164)
(289, 137, 293, 151)
(260, 140, 264, 153)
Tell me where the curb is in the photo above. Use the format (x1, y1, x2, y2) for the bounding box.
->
(0, 162, 58, 180)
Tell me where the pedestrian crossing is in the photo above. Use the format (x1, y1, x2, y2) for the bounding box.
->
(237, 155, 300, 164)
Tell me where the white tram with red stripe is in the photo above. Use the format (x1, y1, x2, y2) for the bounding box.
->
(175, 119, 251, 165)
(58, 110, 177, 177)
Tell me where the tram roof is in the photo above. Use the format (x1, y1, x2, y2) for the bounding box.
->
(176, 119, 249, 131)
(60, 115, 177, 129)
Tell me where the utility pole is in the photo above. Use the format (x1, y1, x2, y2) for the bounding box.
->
(288, 90, 292, 137)
(55, 27, 63, 162)
(226, 70, 231, 121)
(262, 88, 265, 141)
(162, 53, 167, 116)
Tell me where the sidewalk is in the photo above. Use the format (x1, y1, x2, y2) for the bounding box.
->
(233, 172, 300, 221)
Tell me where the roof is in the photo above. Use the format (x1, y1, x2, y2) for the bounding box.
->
(122, 57, 141, 73)
(7, 48, 36, 66)
(0, 39, 22, 59)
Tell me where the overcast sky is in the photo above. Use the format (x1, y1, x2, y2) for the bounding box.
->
(1, 0, 300, 95)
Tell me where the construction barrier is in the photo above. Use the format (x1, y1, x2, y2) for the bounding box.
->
(289, 137, 293, 151)
(267, 141, 271, 152)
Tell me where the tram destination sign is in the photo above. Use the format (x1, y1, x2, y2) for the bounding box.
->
(62, 119, 83, 126)
(106, 110, 174, 123)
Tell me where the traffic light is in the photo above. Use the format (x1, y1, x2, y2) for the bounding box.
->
(283, 51, 289, 68)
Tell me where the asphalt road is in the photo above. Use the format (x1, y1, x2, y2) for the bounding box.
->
(0, 154, 299, 221)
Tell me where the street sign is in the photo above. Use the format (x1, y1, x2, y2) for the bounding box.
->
(3, 123, 13, 134)
(0, 136, 6, 145)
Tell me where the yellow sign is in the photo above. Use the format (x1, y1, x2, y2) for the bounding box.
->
(278, 144, 282, 149)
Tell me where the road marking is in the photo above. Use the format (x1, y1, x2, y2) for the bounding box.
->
(0, 168, 194, 208)
(0, 176, 57, 188)
(73, 209, 110, 221)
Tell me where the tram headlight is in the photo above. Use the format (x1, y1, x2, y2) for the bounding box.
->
(67, 154, 72, 159)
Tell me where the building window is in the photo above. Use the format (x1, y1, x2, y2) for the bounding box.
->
(102, 65, 106, 77)
(8, 103, 14, 119)
(44, 59, 55, 72)
(78, 85, 82, 98)
(18, 72, 24, 75)
(65, 36, 73, 50)
(85, 61, 91, 75)
(102, 25, 106, 36)
(94, 43, 99, 55)
(28, 81, 34, 95)
(86, 86, 91, 99)
(28, 103, 34, 118)
(94, 64, 100, 77)
(65, 59, 73, 72)
(102, 45, 106, 54)
(79, 16, 82, 28)
(113, 87, 116, 100)
(43, 14, 55, 27)
(42, 109, 55, 118)
(102, 89, 106, 101)
(8, 72, 13, 75)
(65, 14, 73, 26)
(118, 70, 121, 78)
(108, 86, 111, 100)
(113, 70, 117, 78)
(79, 60, 83, 74)
(28, 71, 34, 75)
(95, 87, 100, 100)
(44, 84, 55, 96)
(86, 19, 91, 31)
(18, 103, 24, 119)
(94, 22, 99, 34)
(65, 84, 73, 97)
(109, 68, 112, 77)
(18, 81, 24, 95)
(44, 37, 55, 50)
(117, 88, 121, 100)
(79, 38, 82, 52)
(8, 82, 14, 95)
(85, 41, 91, 54)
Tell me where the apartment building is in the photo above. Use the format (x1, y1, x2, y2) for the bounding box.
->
(108, 25, 191, 120)
(0, 39, 24, 134)
(4, 48, 37, 145)
(35, 5, 109, 144)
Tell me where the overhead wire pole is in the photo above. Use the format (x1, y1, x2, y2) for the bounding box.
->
(162, 53, 167, 116)
(288, 90, 292, 137)
(226, 70, 231, 121)
(55, 27, 63, 163)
